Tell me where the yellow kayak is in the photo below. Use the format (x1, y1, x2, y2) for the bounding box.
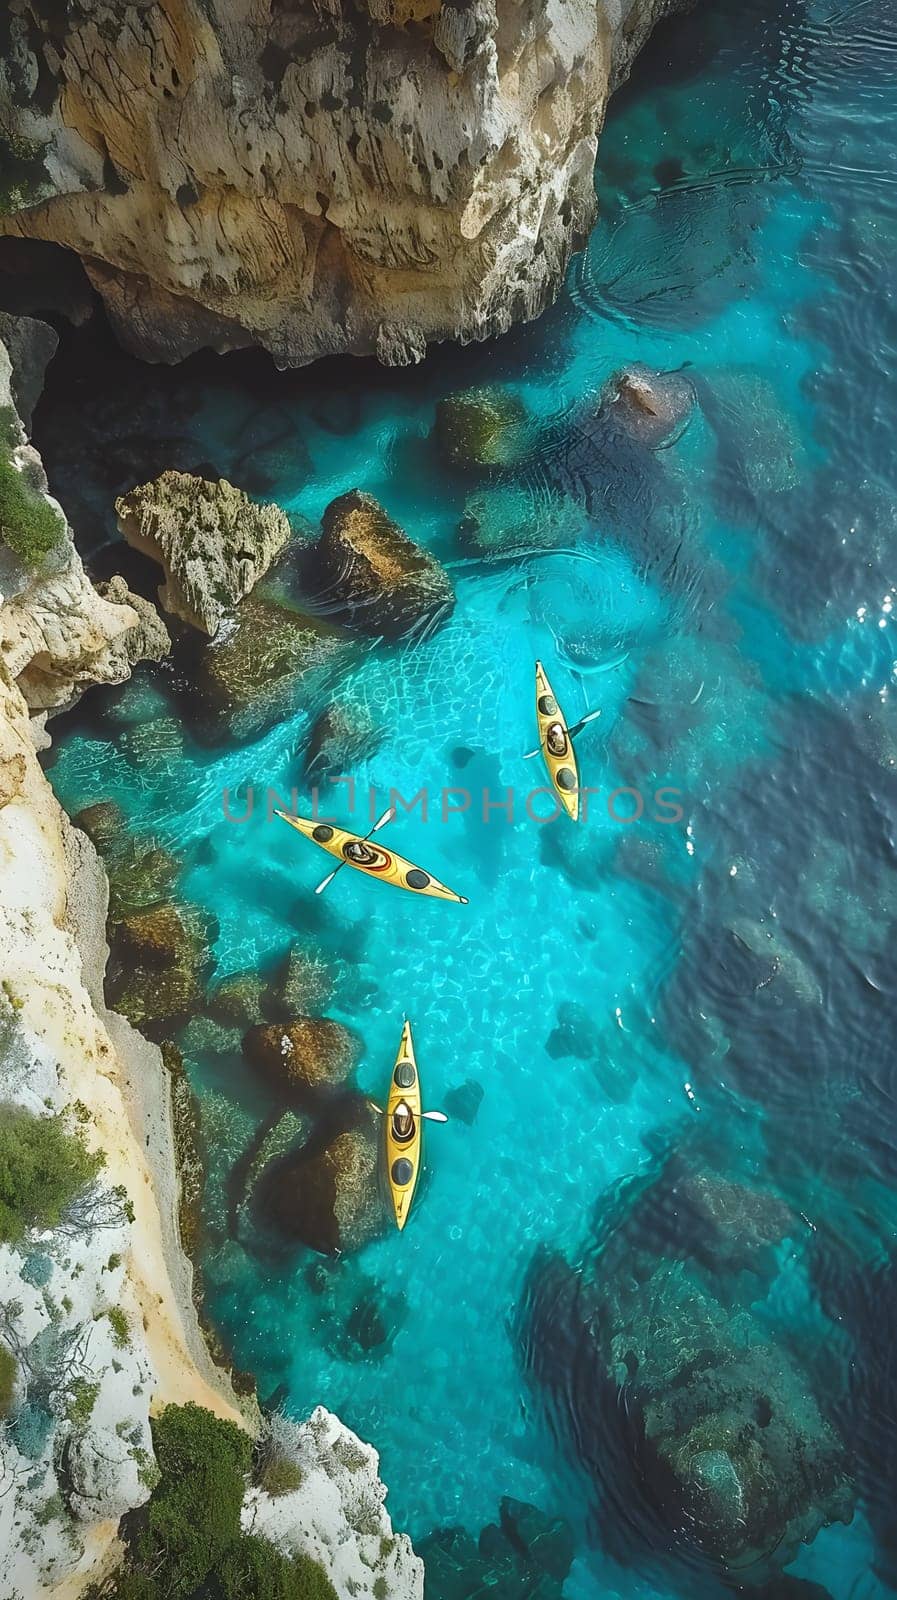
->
(274, 812, 468, 903)
(535, 660, 579, 821)
(385, 1020, 422, 1231)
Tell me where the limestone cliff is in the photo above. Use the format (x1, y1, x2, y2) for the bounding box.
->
(0, 0, 683, 367)
(0, 323, 422, 1597)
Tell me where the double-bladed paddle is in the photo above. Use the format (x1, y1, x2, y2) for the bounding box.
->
(368, 1101, 449, 1123)
(314, 805, 396, 894)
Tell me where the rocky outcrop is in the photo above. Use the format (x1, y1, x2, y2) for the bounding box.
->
(115, 471, 292, 636)
(0, 0, 688, 367)
(0, 329, 169, 713)
(247, 1407, 423, 1600)
(258, 1098, 383, 1254)
(310, 489, 455, 639)
(243, 1017, 362, 1101)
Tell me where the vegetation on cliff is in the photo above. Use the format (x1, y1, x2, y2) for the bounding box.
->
(0, 1106, 102, 1244)
(0, 419, 65, 565)
(89, 1403, 337, 1600)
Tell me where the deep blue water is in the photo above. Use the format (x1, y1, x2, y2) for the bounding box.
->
(36, 0, 897, 1595)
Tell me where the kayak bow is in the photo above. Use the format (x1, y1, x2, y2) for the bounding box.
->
(275, 811, 468, 903)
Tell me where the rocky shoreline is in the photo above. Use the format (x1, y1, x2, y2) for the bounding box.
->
(0, 317, 423, 1598)
(0, 0, 689, 368)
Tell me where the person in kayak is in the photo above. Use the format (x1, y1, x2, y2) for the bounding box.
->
(344, 838, 379, 866)
(546, 721, 569, 757)
(391, 1100, 416, 1143)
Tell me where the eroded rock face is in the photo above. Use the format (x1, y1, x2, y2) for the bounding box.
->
(311, 489, 454, 639)
(0, 0, 687, 367)
(0, 327, 169, 711)
(116, 471, 292, 636)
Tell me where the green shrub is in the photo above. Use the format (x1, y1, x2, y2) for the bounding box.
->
(67, 1378, 100, 1427)
(88, 1403, 337, 1600)
(0, 1342, 17, 1417)
(107, 1306, 130, 1348)
(216, 1534, 337, 1600)
(0, 452, 64, 565)
(258, 1455, 303, 1498)
(0, 1108, 101, 1244)
(135, 1404, 251, 1597)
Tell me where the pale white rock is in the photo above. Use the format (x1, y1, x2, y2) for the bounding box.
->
(115, 470, 292, 636)
(245, 1407, 424, 1600)
(0, 0, 689, 366)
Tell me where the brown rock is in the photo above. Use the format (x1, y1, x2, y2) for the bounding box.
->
(258, 1098, 383, 1254)
(114, 902, 212, 972)
(193, 593, 353, 743)
(310, 490, 454, 640)
(603, 364, 695, 447)
(243, 1018, 361, 1100)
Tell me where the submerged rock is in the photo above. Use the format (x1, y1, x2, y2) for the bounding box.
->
(207, 969, 268, 1028)
(545, 999, 600, 1062)
(107, 898, 216, 1034)
(699, 367, 805, 496)
(601, 363, 695, 448)
(266, 944, 336, 1018)
(458, 484, 588, 558)
(443, 1079, 484, 1126)
(257, 1097, 383, 1254)
(304, 699, 384, 780)
(303, 1256, 407, 1362)
(115, 470, 292, 635)
(309, 490, 454, 640)
(419, 1497, 574, 1600)
(243, 1018, 362, 1102)
(434, 386, 532, 473)
(524, 1160, 855, 1583)
(192, 593, 353, 743)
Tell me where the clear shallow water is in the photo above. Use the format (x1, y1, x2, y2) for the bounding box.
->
(37, 0, 897, 1595)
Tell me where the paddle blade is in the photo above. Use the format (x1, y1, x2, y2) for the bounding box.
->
(373, 805, 396, 832)
(421, 1110, 449, 1123)
(570, 708, 602, 739)
(523, 747, 540, 760)
(367, 1099, 385, 1116)
(315, 868, 338, 894)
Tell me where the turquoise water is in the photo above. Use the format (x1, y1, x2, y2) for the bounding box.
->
(37, 0, 897, 1595)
